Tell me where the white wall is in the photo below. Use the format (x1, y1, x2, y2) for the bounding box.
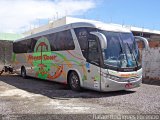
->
(142, 47, 160, 80)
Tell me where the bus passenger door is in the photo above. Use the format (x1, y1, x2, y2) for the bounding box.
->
(86, 39, 102, 91)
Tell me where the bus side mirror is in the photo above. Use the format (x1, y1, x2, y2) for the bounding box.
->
(90, 32, 107, 49)
(134, 36, 149, 50)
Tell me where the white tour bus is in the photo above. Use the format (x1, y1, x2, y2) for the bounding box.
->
(13, 22, 149, 92)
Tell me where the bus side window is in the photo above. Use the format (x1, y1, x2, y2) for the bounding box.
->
(88, 39, 100, 65)
(74, 28, 88, 59)
(27, 39, 37, 53)
(49, 30, 75, 51)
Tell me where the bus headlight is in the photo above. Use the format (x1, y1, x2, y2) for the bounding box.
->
(107, 74, 120, 81)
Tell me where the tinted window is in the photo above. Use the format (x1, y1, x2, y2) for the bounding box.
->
(47, 33, 57, 51)
(88, 38, 100, 66)
(74, 27, 97, 58)
(48, 30, 75, 51)
(13, 30, 75, 53)
(74, 28, 95, 50)
(13, 39, 32, 53)
(27, 38, 37, 53)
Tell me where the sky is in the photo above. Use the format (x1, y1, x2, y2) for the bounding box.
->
(0, 0, 160, 33)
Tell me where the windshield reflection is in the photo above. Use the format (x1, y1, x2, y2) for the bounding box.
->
(99, 31, 140, 68)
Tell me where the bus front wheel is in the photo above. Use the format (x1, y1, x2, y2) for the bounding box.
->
(69, 71, 81, 91)
(21, 67, 27, 79)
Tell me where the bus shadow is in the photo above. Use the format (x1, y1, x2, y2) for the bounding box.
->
(142, 79, 160, 86)
(0, 74, 135, 99)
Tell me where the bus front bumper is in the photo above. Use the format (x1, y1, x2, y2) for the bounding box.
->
(100, 77, 142, 92)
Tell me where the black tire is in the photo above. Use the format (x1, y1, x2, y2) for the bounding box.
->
(69, 71, 81, 91)
(21, 67, 27, 79)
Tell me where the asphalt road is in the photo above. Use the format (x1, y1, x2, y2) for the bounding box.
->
(0, 74, 160, 120)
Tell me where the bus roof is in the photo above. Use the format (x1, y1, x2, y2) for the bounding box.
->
(71, 22, 131, 33)
(14, 21, 131, 42)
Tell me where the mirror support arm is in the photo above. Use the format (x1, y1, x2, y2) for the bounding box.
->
(134, 36, 149, 50)
(90, 32, 107, 49)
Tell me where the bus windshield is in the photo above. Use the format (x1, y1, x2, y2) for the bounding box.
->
(99, 30, 140, 69)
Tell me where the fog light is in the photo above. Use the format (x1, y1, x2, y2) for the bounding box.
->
(105, 84, 109, 88)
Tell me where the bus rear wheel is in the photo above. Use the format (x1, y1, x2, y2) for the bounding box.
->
(21, 67, 27, 79)
(69, 71, 81, 91)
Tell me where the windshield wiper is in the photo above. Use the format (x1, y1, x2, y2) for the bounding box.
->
(126, 43, 138, 69)
(118, 35, 129, 67)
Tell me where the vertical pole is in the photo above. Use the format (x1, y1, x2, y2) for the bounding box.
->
(4, 44, 7, 66)
(4, 47, 5, 65)
(3, 46, 5, 65)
